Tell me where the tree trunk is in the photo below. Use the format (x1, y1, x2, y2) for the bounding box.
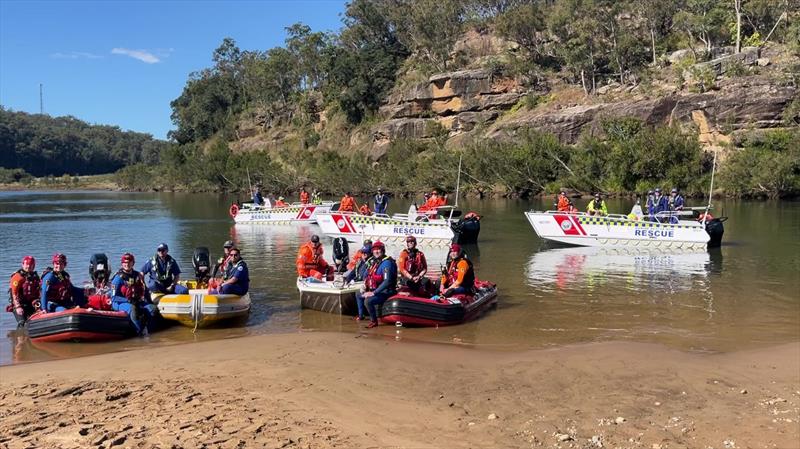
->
(734, 0, 742, 53)
(651, 27, 657, 65)
(581, 70, 588, 95)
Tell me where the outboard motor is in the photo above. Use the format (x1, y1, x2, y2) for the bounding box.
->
(89, 253, 110, 288)
(451, 212, 481, 244)
(332, 237, 350, 273)
(192, 247, 212, 284)
(705, 217, 726, 248)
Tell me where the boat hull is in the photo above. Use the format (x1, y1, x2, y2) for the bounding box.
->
(524, 211, 710, 250)
(315, 212, 455, 246)
(233, 202, 336, 224)
(297, 278, 363, 315)
(27, 309, 135, 342)
(380, 284, 498, 327)
(156, 290, 251, 327)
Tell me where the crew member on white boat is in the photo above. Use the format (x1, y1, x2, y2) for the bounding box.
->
(586, 193, 608, 216)
(669, 188, 685, 211)
(628, 199, 644, 220)
(252, 185, 264, 207)
(653, 188, 669, 222)
(374, 188, 389, 215)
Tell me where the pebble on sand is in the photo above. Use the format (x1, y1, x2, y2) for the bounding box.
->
(487, 413, 498, 420)
(556, 433, 573, 442)
(614, 416, 626, 424)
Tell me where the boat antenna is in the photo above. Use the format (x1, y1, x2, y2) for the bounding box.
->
(454, 154, 462, 208)
(246, 167, 253, 198)
(702, 149, 717, 225)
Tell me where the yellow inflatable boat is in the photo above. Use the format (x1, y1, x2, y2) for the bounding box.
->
(153, 281, 251, 328)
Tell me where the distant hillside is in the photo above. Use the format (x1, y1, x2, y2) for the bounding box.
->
(0, 108, 169, 177)
(121, 0, 799, 198)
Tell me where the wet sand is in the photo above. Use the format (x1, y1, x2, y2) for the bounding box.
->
(1, 333, 798, 449)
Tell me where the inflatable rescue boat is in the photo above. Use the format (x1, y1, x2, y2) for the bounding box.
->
(154, 282, 251, 328)
(380, 281, 498, 327)
(26, 308, 135, 343)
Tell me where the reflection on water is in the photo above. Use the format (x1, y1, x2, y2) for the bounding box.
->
(1, 191, 798, 364)
(526, 247, 712, 294)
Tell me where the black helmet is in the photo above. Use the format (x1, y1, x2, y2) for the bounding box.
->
(311, 235, 320, 244)
(223, 240, 234, 249)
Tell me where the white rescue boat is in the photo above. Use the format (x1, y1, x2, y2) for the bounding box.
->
(524, 211, 718, 250)
(229, 201, 338, 224)
(314, 206, 458, 247)
(297, 277, 364, 315)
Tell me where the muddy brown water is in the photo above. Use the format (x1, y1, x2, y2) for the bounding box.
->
(1, 191, 798, 365)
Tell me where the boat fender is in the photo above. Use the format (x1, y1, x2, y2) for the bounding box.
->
(229, 204, 239, 218)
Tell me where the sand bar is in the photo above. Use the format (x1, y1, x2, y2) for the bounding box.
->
(1, 333, 798, 448)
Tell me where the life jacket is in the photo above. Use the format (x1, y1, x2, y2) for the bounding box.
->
(296, 243, 326, 276)
(340, 196, 356, 212)
(116, 269, 146, 302)
(365, 256, 393, 291)
(275, 200, 289, 207)
(445, 256, 475, 291)
(400, 249, 426, 276)
(359, 204, 371, 215)
(42, 268, 74, 303)
(9, 269, 41, 305)
(150, 255, 176, 284)
(557, 195, 570, 211)
(299, 191, 310, 204)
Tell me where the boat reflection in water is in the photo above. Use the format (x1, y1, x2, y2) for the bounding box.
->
(526, 246, 713, 295)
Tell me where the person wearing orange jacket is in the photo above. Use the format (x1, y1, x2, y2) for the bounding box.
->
(275, 196, 289, 207)
(299, 187, 310, 204)
(439, 243, 475, 298)
(339, 192, 356, 212)
(358, 203, 371, 215)
(296, 235, 334, 280)
(397, 235, 431, 295)
(556, 190, 570, 211)
(8, 256, 40, 326)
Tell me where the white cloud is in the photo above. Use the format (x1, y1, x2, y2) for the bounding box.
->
(111, 48, 161, 64)
(51, 51, 102, 59)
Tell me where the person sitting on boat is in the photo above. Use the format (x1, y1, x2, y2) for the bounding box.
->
(586, 193, 608, 216)
(339, 192, 356, 212)
(374, 188, 389, 215)
(213, 247, 249, 295)
(141, 243, 189, 295)
(359, 203, 372, 216)
(311, 189, 322, 205)
(296, 235, 334, 281)
(208, 240, 234, 291)
(252, 186, 265, 207)
(40, 253, 85, 313)
(566, 200, 579, 214)
(419, 189, 446, 212)
(397, 235, 431, 295)
(355, 241, 397, 328)
(299, 187, 310, 204)
(439, 244, 475, 298)
(275, 196, 289, 207)
(556, 190, 570, 212)
(345, 240, 373, 284)
(8, 256, 40, 326)
(111, 253, 157, 335)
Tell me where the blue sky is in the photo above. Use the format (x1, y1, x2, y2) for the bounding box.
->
(0, 0, 346, 139)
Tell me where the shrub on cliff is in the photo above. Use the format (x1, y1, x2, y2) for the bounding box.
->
(720, 129, 800, 198)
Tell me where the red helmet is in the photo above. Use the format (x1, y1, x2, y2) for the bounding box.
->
(372, 241, 386, 251)
(52, 253, 67, 264)
(450, 243, 462, 253)
(22, 256, 35, 268)
(121, 253, 135, 264)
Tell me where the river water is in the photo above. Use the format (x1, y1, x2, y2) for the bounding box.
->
(1, 191, 798, 365)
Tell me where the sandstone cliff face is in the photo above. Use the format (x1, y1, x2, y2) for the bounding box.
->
(368, 69, 795, 156)
(490, 76, 795, 146)
(370, 69, 525, 157)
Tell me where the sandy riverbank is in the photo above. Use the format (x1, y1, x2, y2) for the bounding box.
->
(1, 333, 798, 449)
